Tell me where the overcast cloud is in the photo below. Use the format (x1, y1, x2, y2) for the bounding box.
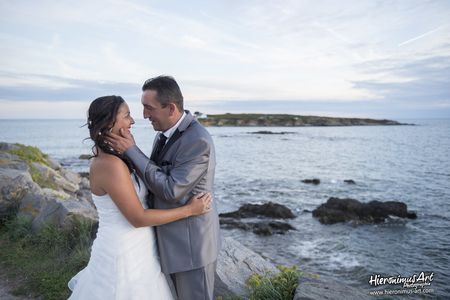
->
(1, 0, 449, 119)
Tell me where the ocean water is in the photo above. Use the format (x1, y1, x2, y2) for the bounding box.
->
(1, 118, 449, 298)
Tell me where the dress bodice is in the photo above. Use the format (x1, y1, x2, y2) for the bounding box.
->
(68, 173, 173, 299)
(92, 174, 148, 233)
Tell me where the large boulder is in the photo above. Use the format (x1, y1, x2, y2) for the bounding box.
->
(0, 152, 28, 171)
(220, 201, 296, 219)
(312, 197, 417, 224)
(0, 168, 40, 218)
(18, 188, 97, 231)
(220, 219, 296, 236)
(219, 202, 296, 235)
(215, 237, 278, 298)
(30, 162, 79, 193)
(1, 142, 96, 231)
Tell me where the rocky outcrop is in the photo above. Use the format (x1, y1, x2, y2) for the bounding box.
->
(0, 142, 96, 230)
(312, 197, 417, 224)
(198, 113, 408, 127)
(0, 168, 40, 217)
(215, 237, 278, 298)
(1, 142, 293, 300)
(220, 219, 296, 235)
(344, 179, 356, 184)
(220, 202, 296, 219)
(219, 202, 296, 235)
(248, 131, 295, 135)
(302, 179, 320, 185)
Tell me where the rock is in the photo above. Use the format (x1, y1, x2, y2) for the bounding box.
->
(30, 162, 79, 193)
(0, 168, 40, 218)
(0, 156, 29, 171)
(294, 274, 370, 300)
(312, 197, 417, 224)
(249, 131, 295, 135)
(18, 189, 98, 231)
(1, 142, 97, 231)
(220, 219, 296, 235)
(79, 154, 91, 160)
(47, 157, 62, 170)
(0, 142, 20, 151)
(215, 237, 278, 298)
(60, 168, 81, 185)
(219, 202, 296, 219)
(79, 172, 90, 178)
(344, 179, 356, 184)
(302, 179, 320, 185)
(79, 177, 90, 190)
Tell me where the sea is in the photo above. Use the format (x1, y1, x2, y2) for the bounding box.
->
(1, 118, 449, 298)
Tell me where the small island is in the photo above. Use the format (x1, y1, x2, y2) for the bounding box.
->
(195, 113, 408, 127)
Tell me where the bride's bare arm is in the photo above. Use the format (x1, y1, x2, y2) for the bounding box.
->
(92, 155, 212, 228)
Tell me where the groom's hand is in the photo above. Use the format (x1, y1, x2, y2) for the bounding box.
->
(105, 129, 136, 154)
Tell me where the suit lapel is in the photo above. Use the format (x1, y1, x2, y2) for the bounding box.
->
(153, 111, 196, 164)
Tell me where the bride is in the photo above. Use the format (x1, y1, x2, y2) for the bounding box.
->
(68, 96, 212, 299)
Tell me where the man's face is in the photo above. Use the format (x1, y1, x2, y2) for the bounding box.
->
(141, 89, 171, 132)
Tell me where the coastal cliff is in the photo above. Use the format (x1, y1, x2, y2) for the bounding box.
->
(197, 113, 406, 127)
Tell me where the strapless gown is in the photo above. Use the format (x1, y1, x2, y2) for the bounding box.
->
(68, 175, 173, 300)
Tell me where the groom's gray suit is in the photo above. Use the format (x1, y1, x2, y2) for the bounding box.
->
(124, 110, 220, 299)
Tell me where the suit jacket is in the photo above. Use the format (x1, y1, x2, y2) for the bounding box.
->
(124, 111, 220, 274)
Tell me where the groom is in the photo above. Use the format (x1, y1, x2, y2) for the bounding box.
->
(107, 75, 220, 300)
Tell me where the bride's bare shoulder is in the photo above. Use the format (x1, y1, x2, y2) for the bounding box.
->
(90, 153, 128, 174)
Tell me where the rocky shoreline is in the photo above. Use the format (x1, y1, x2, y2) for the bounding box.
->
(0, 142, 281, 299)
(197, 113, 410, 127)
(1, 142, 418, 299)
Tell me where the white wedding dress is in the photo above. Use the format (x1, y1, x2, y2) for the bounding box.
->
(68, 174, 174, 300)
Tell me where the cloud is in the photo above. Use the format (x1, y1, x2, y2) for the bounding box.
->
(0, 72, 140, 101)
(1, 1, 450, 118)
(352, 54, 450, 108)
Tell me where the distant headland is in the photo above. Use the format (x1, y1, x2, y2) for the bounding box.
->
(195, 113, 410, 127)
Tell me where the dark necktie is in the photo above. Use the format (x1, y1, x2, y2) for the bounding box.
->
(151, 133, 167, 161)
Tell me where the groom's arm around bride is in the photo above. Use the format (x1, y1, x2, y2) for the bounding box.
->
(107, 76, 220, 300)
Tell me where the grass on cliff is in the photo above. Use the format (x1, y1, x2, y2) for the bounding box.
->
(6, 143, 60, 190)
(247, 265, 301, 300)
(216, 265, 301, 300)
(0, 216, 94, 300)
(7, 143, 50, 166)
(0, 215, 300, 300)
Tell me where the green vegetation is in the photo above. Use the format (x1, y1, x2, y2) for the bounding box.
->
(247, 265, 301, 300)
(6, 143, 59, 190)
(198, 113, 402, 127)
(29, 164, 59, 190)
(7, 143, 50, 166)
(206, 113, 300, 120)
(215, 265, 302, 300)
(0, 216, 94, 300)
(0, 214, 301, 300)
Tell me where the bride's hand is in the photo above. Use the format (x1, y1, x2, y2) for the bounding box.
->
(187, 192, 212, 216)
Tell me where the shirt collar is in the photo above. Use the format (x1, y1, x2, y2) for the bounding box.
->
(161, 111, 186, 139)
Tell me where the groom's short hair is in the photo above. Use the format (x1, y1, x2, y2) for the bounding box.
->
(142, 76, 184, 112)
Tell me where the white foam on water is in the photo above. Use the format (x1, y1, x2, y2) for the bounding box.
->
(327, 252, 362, 270)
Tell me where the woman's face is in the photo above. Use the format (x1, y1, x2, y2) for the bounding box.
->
(111, 102, 135, 135)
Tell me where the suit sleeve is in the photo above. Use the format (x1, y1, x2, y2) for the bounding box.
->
(124, 138, 210, 205)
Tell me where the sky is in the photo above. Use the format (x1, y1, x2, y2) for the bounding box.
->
(0, 0, 449, 120)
